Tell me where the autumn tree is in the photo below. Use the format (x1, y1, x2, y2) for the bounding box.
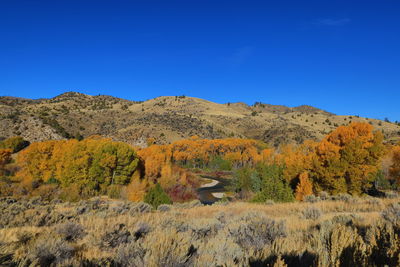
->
(310, 122, 385, 195)
(295, 172, 313, 201)
(389, 145, 400, 186)
(0, 149, 12, 176)
(0, 136, 30, 153)
(17, 138, 140, 195)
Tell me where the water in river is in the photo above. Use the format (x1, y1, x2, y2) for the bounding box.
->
(196, 176, 230, 205)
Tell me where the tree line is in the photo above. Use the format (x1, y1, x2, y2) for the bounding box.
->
(0, 122, 399, 204)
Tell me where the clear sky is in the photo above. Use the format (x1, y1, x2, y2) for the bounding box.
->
(1, 0, 399, 121)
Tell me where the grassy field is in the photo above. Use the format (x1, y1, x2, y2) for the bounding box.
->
(1, 194, 400, 266)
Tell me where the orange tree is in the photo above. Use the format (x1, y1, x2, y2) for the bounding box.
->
(310, 122, 385, 195)
(389, 145, 400, 186)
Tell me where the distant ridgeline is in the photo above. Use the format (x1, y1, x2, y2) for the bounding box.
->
(1, 92, 400, 148)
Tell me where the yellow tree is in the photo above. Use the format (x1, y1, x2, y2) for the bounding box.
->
(295, 172, 313, 201)
(0, 149, 12, 176)
(389, 145, 400, 184)
(311, 123, 385, 195)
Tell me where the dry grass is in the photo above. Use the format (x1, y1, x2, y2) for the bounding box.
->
(1, 196, 400, 266)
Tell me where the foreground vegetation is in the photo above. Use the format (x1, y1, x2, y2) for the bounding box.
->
(1, 194, 400, 266)
(0, 123, 400, 265)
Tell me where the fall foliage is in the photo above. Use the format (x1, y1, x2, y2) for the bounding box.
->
(0, 122, 395, 202)
(310, 122, 385, 195)
(0, 149, 12, 176)
(0, 136, 30, 153)
(389, 145, 400, 185)
(295, 172, 313, 201)
(16, 138, 140, 196)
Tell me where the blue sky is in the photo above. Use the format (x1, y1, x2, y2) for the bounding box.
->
(1, 0, 400, 121)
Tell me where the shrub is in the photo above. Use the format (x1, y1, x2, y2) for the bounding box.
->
(28, 237, 75, 266)
(144, 184, 172, 209)
(143, 229, 195, 267)
(101, 224, 132, 248)
(265, 199, 275, 205)
(384, 191, 399, 199)
(333, 193, 352, 202)
(304, 195, 320, 203)
(228, 211, 287, 251)
(130, 202, 152, 214)
(56, 222, 86, 242)
(157, 204, 172, 212)
(365, 197, 382, 206)
(133, 222, 151, 240)
(302, 207, 322, 220)
(115, 243, 146, 267)
(318, 191, 330, 200)
(381, 203, 400, 224)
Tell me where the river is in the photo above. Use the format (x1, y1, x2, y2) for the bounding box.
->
(196, 175, 231, 205)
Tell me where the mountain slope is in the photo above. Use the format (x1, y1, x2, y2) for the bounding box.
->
(1, 92, 399, 146)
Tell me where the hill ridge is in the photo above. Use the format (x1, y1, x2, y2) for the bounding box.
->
(0, 92, 399, 146)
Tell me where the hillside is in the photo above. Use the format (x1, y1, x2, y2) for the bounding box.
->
(1, 91, 399, 146)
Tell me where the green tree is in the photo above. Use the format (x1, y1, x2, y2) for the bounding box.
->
(144, 183, 172, 208)
(252, 163, 294, 203)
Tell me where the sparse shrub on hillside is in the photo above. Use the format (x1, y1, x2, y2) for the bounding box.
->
(115, 243, 146, 267)
(130, 202, 152, 214)
(133, 222, 151, 240)
(27, 236, 75, 266)
(227, 211, 287, 252)
(56, 222, 86, 242)
(365, 197, 382, 206)
(318, 191, 330, 200)
(265, 199, 275, 205)
(144, 184, 172, 209)
(157, 204, 172, 212)
(385, 191, 399, 199)
(304, 194, 320, 203)
(333, 193, 352, 202)
(302, 207, 322, 220)
(143, 229, 195, 267)
(101, 224, 132, 248)
(382, 203, 400, 224)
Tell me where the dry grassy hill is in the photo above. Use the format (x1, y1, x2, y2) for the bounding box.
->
(1, 91, 399, 147)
